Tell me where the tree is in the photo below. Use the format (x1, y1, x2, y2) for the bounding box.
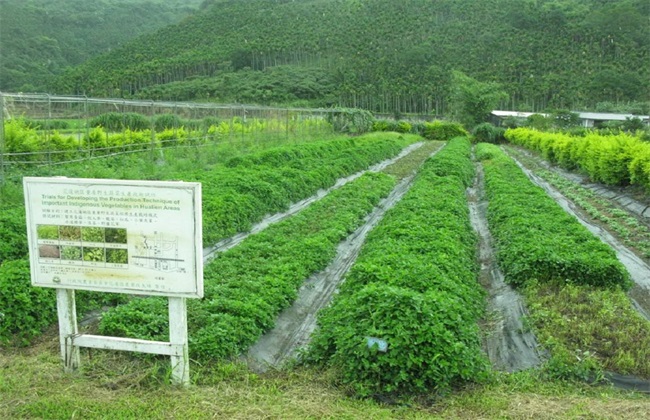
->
(449, 71, 508, 128)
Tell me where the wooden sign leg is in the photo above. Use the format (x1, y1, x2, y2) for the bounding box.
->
(168, 297, 189, 386)
(56, 289, 80, 373)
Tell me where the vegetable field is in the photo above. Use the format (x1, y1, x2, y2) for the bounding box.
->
(1, 128, 649, 417)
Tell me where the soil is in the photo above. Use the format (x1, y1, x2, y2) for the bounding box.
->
(468, 163, 545, 372)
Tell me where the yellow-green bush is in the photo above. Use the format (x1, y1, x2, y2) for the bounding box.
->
(505, 128, 650, 190)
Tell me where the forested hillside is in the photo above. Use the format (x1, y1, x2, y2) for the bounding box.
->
(0, 0, 203, 92)
(40, 0, 650, 114)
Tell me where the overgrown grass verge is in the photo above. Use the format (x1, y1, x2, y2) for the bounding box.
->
(523, 280, 650, 380)
(307, 137, 489, 397)
(99, 172, 397, 361)
(475, 143, 631, 289)
(2, 346, 648, 419)
(505, 145, 650, 260)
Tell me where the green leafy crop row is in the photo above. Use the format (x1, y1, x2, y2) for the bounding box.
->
(99, 172, 396, 360)
(0, 259, 126, 346)
(476, 143, 631, 289)
(307, 137, 489, 396)
(197, 134, 410, 245)
(505, 128, 650, 191)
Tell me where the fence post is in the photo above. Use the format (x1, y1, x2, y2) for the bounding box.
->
(0, 92, 5, 185)
(150, 100, 156, 161)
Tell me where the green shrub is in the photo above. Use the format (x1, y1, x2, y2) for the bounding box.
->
(422, 120, 468, 140)
(472, 122, 505, 144)
(90, 112, 150, 131)
(326, 108, 374, 134)
(154, 114, 182, 131)
(0, 260, 56, 346)
(505, 128, 650, 190)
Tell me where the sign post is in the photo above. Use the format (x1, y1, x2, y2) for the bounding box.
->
(23, 177, 203, 386)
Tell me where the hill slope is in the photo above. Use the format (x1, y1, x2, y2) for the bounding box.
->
(0, 0, 203, 92)
(49, 0, 650, 113)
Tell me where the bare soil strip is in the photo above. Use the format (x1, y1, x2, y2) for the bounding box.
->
(468, 162, 545, 372)
(202, 142, 425, 262)
(506, 150, 650, 321)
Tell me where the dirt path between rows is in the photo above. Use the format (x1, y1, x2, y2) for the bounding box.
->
(468, 162, 545, 372)
(506, 151, 650, 321)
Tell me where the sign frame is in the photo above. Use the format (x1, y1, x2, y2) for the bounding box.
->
(23, 177, 204, 386)
(23, 176, 203, 298)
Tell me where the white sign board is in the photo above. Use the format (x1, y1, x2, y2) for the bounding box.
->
(23, 177, 203, 298)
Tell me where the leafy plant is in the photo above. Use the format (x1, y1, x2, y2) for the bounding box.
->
(83, 247, 105, 262)
(81, 227, 105, 242)
(476, 143, 631, 289)
(307, 137, 489, 396)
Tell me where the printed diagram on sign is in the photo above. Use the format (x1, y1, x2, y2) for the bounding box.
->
(132, 232, 185, 273)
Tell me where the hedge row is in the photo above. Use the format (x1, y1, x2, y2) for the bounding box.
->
(504, 128, 650, 191)
(476, 143, 631, 289)
(99, 172, 396, 360)
(307, 137, 489, 396)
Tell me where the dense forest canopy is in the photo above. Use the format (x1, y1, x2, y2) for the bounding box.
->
(0, 0, 203, 92)
(4, 0, 650, 115)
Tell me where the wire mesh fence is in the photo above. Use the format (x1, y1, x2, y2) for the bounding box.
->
(0, 92, 336, 173)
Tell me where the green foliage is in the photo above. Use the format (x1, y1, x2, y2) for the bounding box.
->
(100, 172, 396, 360)
(81, 227, 105, 242)
(505, 128, 650, 190)
(524, 281, 650, 380)
(0, 260, 56, 346)
(526, 114, 553, 131)
(449, 71, 508, 128)
(0, 209, 29, 263)
(549, 110, 580, 129)
(326, 108, 374, 134)
(307, 137, 488, 396)
(422, 121, 468, 141)
(0, 259, 125, 346)
(90, 112, 151, 131)
(105, 228, 127, 243)
(43, 0, 650, 114)
(0, 0, 202, 92)
(83, 247, 105, 262)
(477, 143, 631, 289)
(471, 123, 505, 144)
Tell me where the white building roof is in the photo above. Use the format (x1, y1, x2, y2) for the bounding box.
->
(577, 112, 649, 121)
(491, 110, 547, 118)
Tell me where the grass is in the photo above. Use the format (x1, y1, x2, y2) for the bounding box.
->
(1, 339, 648, 419)
(523, 280, 650, 379)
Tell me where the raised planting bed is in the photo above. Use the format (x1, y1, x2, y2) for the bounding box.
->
(475, 143, 631, 289)
(99, 172, 397, 360)
(307, 137, 489, 396)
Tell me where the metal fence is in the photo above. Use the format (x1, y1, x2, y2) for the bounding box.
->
(0, 92, 336, 174)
